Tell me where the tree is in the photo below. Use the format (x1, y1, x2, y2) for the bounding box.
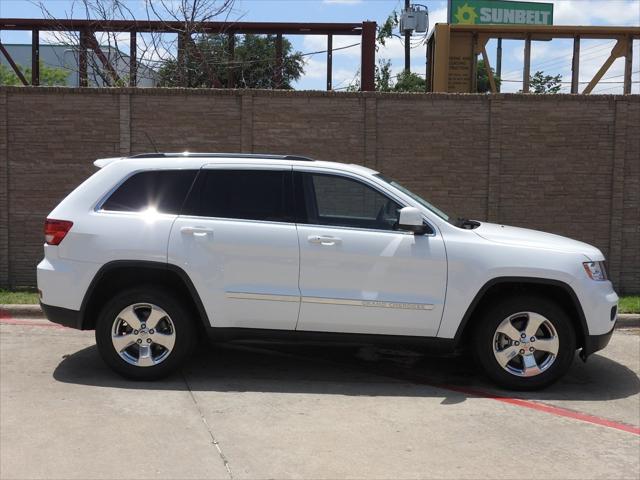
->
(529, 71, 563, 94)
(376, 12, 398, 49)
(37, 0, 236, 87)
(476, 59, 501, 93)
(394, 70, 426, 92)
(375, 58, 393, 92)
(0, 62, 69, 86)
(0, 65, 22, 86)
(157, 34, 305, 89)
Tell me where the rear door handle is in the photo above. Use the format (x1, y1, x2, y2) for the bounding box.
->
(181, 226, 214, 237)
(308, 235, 342, 246)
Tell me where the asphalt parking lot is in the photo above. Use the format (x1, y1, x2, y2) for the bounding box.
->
(1, 318, 639, 480)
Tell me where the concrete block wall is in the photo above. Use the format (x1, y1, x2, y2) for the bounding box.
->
(0, 87, 637, 293)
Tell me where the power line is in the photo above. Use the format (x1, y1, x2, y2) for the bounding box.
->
(137, 39, 360, 69)
(602, 70, 640, 81)
(592, 84, 626, 93)
(300, 42, 360, 58)
(530, 40, 615, 72)
(500, 78, 639, 84)
(500, 40, 617, 79)
(499, 70, 639, 85)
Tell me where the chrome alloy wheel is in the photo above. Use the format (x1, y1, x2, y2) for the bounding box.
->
(111, 303, 176, 367)
(492, 311, 560, 378)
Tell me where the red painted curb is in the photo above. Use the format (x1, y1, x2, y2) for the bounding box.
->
(442, 384, 640, 436)
(0, 317, 67, 329)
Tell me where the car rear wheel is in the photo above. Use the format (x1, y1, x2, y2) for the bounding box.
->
(474, 295, 576, 390)
(95, 287, 196, 380)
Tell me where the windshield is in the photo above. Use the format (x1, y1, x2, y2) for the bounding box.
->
(374, 174, 450, 221)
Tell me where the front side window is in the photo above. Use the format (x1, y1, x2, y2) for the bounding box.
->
(301, 173, 402, 231)
(374, 173, 450, 221)
(183, 169, 293, 222)
(101, 170, 197, 214)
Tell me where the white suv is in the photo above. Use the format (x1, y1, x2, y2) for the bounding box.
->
(37, 153, 619, 389)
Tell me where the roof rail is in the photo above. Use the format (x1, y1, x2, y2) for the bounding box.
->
(128, 152, 315, 161)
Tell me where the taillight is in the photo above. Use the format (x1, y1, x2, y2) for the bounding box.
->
(44, 219, 73, 245)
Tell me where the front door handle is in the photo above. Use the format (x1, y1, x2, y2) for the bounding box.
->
(181, 226, 214, 237)
(308, 235, 342, 246)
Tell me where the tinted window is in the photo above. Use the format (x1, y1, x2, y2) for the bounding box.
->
(184, 169, 292, 222)
(101, 170, 197, 214)
(303, 173, 401, 231)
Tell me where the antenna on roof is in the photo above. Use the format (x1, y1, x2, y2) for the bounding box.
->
(143, 131, 158, 153)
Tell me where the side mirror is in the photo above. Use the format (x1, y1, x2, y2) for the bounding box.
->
(397, 207, 429, 235)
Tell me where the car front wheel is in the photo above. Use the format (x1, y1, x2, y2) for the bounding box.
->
(474, 295, 576, 390)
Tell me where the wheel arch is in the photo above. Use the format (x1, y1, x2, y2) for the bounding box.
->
(453, 277, 588, 351)
(79, 260, 210, 332)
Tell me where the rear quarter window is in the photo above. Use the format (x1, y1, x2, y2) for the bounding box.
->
(101, 170, 198, 214)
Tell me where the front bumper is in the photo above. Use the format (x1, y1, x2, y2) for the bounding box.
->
(577, 279, 618, 336)
(580, 324, 615, 361)
(40, 303, 82, 329)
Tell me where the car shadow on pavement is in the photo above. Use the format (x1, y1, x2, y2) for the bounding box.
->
(53, 340, 640, 402)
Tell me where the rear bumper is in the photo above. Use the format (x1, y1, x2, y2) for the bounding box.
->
(37, 254, 100, 312)
(40, 303, 82, 329)
(581, 324, 615, 360)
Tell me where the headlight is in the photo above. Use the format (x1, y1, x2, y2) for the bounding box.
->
(583, 261, 608, 281)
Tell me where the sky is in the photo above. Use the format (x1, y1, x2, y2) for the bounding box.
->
(0, 0, 639, 93)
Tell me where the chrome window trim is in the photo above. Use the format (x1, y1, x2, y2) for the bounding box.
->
(176, 214, 297, 227)
(297, 222, 419, 236)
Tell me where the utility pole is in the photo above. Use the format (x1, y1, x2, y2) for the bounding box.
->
(404, 0, 411, 72)
(496, 38, 502, 92)
(327, 34, 333, 91)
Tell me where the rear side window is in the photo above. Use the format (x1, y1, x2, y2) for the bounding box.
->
(183, 169, 293, 222)
(101, 170, 197, 214)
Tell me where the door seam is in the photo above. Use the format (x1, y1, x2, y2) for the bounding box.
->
(293, 222, 303, 330)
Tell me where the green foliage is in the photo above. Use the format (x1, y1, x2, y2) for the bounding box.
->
(476, 59, 501, 93)
(345, 58, 395, 92)
(0, 65, 22, 85)
(39, 63, 70, 85)
(375, 58, 393, 92)
(529, 70, 563, 94)
(0, 289, 39, 304)
(158, 34, 305, 89)
(394, 70, 426, 92)
(0, 62, 69, 86)
(376, 12, 398, 49)
(619, 296, 640, 314)
(112, 75, 131, 87)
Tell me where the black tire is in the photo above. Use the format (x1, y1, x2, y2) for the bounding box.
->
(474, 295, 576, 390)
(95, 286, 196, 380)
